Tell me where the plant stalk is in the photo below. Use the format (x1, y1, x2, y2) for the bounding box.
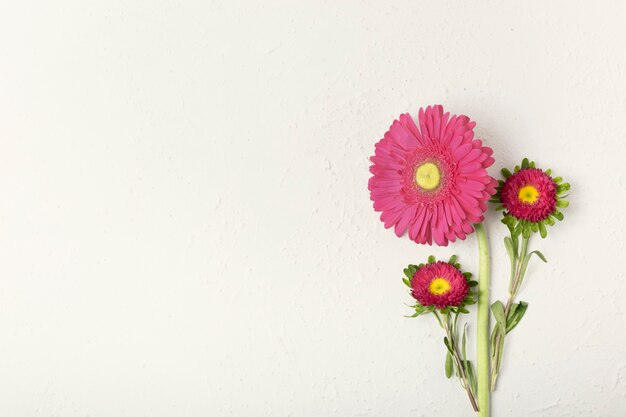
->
(441, 312, 479, 412)
(475, 223, 490, 417)
(491, 235, 530, 390)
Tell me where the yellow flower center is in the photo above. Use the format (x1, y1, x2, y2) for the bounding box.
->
(428, 277, 451, 295)
(518, 185, 539, 204)
(415, 162, 441, 190)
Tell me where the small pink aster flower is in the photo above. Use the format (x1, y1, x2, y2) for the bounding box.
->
(500, 168, 556, 222)
(368, 105, 497, 246)
(410, 261, 469, 309)
(494, 158, 570, 238)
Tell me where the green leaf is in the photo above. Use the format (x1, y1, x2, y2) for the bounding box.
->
(538, 221, 547, 238)
(465, 360, 477, 395)
(504, 236, 516, 261)
(490, 325, 506, 377)
(461, 323, 468, 361)
(445, 351, 453, 378)
(491, 301, 506, 328)
(506, 301, 528, 334)
(443, 336, 454, 354)
(529, 250, 547, 263)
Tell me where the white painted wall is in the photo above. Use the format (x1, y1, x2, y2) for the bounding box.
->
(1, 1, 625, 416)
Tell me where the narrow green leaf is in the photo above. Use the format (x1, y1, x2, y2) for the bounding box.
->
(504, 236, 516, 261)
(462, 323, 468, 361)
(465, 360, 477, 395)
(445, 351, 453, 378)
(506, 301, 528, 334)
(529, 250, 547, 263)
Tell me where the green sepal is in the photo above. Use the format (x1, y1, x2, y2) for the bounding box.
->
(538, 221, 547, 238)
(556, 183, 570, 193)
(501, 168, 512, 178)
(428, 255, 436, 264)
(521, 158, 529, 169)
(556, 200, 569, 208)
(448, 255, 457, 265)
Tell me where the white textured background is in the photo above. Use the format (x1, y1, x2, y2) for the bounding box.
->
(1, 1, 625, 416)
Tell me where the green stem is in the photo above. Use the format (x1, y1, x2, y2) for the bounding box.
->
(475, 223, 490, 417)
(491, 235, 531, 391)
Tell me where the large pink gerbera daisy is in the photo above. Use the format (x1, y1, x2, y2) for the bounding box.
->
(368, 105, 497, 246)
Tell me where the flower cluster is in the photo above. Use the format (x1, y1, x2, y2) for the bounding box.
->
(368, 105, 572, 412)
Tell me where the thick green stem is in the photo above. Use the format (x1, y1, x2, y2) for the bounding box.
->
(475, 223, 490, 417)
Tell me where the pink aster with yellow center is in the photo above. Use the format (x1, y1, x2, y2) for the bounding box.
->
(410, 261, 469, 309)
(500, 168, 557, 222)
(494, 158, 570, 238)
(368, 105, 497, 246)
